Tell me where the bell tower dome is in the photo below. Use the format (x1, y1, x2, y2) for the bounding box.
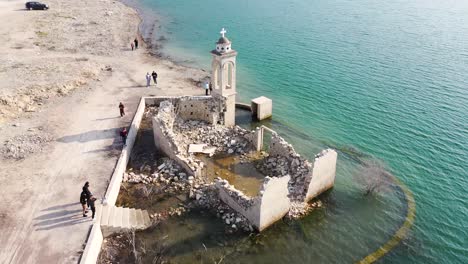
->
(211, 28, 237, 126)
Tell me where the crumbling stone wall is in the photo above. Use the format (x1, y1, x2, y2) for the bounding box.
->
(176, 96, 224, 124)
(304, 149, 338, 201)
(149, 97, 337, 232)
(215, 175, 290, 231)
(152, 101, 202, 176)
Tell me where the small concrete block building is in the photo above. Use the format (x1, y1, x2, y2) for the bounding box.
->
(251, 96, 273, 121)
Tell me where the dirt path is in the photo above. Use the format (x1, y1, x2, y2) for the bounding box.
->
(0, 0, 207, 262)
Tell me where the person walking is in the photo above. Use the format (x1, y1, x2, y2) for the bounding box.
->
(204, 81, 209, 96)
(146, 72, 151, 87)
(134, 38, 139, 49)
(120, 128, 128, 145)
(131, 42, 134, 51)
(88, 195, 97, 219)
(80, 188, 88, 217)
(151, 71, 158, 85)
(119, 102, 125, 117)
(209, 82, 213, 95)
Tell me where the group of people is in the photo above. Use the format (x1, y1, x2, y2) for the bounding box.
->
(204, 81, 213, 96)
(146, 71, 158, 87)
(79, 182, 97, 219)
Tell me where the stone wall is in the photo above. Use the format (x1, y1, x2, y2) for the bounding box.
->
(215, 175, 290, 231)
(305, 149, 338, 201)
(176, 96, 223, 124)
(152, 101, 201, 177)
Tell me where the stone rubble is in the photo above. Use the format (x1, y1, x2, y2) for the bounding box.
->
(125, 101, 330, 231)
(256, 134, 314, 207)
(123, 157, 252, 232)
(1, 131, 53, 159)
(173, 119, 253, 156)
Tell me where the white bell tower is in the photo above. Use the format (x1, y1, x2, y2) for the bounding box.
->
(211, 28, 237, 126)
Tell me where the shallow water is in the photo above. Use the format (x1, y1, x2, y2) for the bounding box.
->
(128, 0, 467, 262)
(197, 152, 265, 197)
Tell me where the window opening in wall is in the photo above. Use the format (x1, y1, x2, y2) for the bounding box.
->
(216, 66, 222, 89)
(190, 112, 193, 115)
(226, 62, 233, 89)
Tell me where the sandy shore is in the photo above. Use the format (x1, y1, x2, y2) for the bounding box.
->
(0, 0, 207, 262)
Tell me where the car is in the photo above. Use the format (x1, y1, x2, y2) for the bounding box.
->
(25, 2, 49, 10)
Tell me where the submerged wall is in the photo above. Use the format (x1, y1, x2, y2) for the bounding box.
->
(216, 175, 291, 231)
(150, 101, 338, 232)
(305, 149, 338, 201)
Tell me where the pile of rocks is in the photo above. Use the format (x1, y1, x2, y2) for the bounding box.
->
(256, 155, 290, 177)
(123, 159, 200, 194)
(255, 134, 314, 203)
(189, 182, 253, 232)
(174, 120, 253, 156)
(1, 131, 53, 159)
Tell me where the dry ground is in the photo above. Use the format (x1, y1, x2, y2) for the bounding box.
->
(0, 0, 207, 262)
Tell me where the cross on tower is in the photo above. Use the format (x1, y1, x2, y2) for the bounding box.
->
(220, 28, 227, 38)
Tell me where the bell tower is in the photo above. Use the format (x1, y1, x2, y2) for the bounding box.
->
(211, 28, 237, 126)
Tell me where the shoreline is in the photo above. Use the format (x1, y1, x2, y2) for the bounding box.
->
(0, 0, 208, 262)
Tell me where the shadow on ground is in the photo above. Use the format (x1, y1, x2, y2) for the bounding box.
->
(34, 202, 90, 231)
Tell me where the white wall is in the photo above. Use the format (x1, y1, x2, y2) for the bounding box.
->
(305, 149, 338, 201)
(258, 176, 291, 231)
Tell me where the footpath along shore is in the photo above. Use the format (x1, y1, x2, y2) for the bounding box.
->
(0, 0, 206, 262)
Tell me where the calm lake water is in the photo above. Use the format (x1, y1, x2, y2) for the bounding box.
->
(129, 0, 468, 263)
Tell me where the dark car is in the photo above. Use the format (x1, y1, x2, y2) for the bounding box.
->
(25, 2, 49, 10)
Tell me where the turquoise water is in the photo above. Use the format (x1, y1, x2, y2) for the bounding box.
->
(133, 0, 468, 262)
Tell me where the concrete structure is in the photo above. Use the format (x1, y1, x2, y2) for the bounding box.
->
(148, 98, 338, 231)
(80, 97, 151, 264)
(211, 28, 237, 126)
(216, 126, 338, 231)
(251, 96, 273, 121)
(100, 205, 151, 237)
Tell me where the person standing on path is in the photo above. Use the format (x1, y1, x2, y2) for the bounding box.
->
(88, 195, 97, 219)
(119, 102, 125, 117)
(120, 128, 128, 146)
(131, 42, 134, 51)
(83, 181, 92, 198)
(204, 81, 209, 96)
(146, 72, 151, 87)
(209, 82, 213, 95)
(80, 189, 88, 217)
(134, 38, 139, 49)
(81, 181, 92, 217)
(151, 71, 158, 85)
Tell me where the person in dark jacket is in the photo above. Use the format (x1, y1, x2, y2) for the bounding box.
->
(120, 128, 128, 145)
(134, 38, 139, 49)
(119, 102, 125, 117)
(83, 182, 91, 198)
(88, 195, 97, 219)
(151, 71, 158, 84)
(80, 189, 88, 217)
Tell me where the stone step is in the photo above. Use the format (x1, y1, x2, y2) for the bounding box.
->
(111, 206, 123, 228)
(121, 207, 130, 229)
(141, 210, 151, 228)
(100, 206, 151, 236)
(128, 208, 137, 229)
(107, 206, 116, 226)
(100, 205, 111, 226)
(95, 204, 103, 223)
(135, 209, 144, 228)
